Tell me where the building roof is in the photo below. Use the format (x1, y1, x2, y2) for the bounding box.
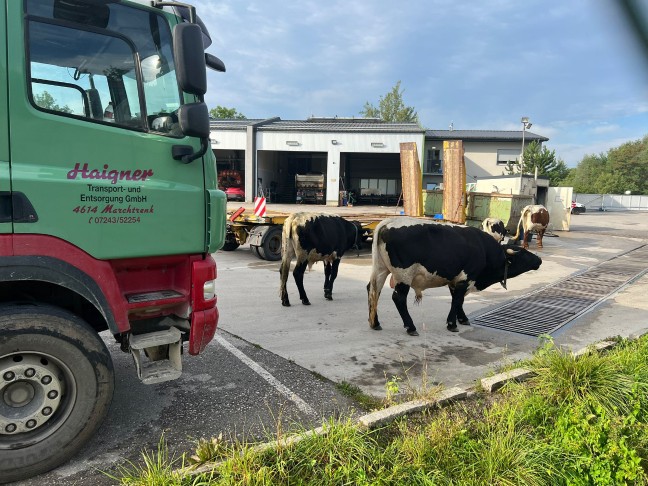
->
(208, 119, 549, 142)
(210, 117, 425, 134)
(425, 129, 549, 142)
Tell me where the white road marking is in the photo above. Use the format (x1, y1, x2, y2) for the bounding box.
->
(222, 263, 278, 270)
(215, 334, 317, 417)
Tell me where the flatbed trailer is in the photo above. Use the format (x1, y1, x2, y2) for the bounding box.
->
(222, 206, 395, 260)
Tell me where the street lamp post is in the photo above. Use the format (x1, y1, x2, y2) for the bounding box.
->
(520, 116, 532, 168)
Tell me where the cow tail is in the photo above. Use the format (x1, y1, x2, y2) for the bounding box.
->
(511, 209, 525, 241)
(368, 223, 389, 328)
(279, 216, 295, 297)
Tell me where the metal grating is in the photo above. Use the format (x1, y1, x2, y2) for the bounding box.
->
(473, 245, 648, 336)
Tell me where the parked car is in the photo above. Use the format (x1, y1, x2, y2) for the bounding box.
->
(571, 201, 586, 214)
(225, 187, 245, 202)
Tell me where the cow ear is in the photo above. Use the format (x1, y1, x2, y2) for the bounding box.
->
(506, 248, 519, 255)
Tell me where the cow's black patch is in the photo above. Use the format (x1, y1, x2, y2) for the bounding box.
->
(296, 215, 358, 257)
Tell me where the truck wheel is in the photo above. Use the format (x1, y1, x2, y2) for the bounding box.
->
(0, 305, 115, 482)
(258, 226, 282, 261)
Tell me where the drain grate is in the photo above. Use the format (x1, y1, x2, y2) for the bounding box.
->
(473, 245, 648, 336)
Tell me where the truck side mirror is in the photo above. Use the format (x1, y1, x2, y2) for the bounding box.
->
(173, 23, 207, 96)
(173, 102, 210, 164)
(206, 53, 226, 72)
(178, 102, 210, 139)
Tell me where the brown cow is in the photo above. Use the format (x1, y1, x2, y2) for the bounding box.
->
(512, 205, 550, 249)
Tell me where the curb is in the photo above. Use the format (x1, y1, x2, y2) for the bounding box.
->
(176, 329, 648, 479)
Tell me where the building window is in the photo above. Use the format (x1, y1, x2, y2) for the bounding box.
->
(425, 149, 442, 174)
(497, 149, 520, 166)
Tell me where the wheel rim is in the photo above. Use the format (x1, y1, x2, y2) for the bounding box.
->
(0, 352, 76, 448)
(267, 234, 282, 258)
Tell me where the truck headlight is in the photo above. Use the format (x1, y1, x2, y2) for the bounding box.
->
(203, 279, 216, 301)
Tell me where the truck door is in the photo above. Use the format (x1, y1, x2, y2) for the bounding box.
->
(0, 3, 11, 239)
(7, 0, 207, 260)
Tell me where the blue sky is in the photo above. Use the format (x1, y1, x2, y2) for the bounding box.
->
(194, 0, 648, 167)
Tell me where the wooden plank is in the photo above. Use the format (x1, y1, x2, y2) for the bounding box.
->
(442, 140, 466, 223)
(400, 142, 422, 217)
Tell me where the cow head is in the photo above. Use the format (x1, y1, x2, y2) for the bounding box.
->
(503, 244, 542, 281)
(481, 218, 508, 243)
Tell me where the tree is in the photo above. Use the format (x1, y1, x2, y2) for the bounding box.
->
(360, 81, 419, 123)
(563, 136, 648, 194)
(209, 106, 246, 119)
(504, 140, 568, 186)
(34, 91, 72, 113)
(607, 135, 648, 194)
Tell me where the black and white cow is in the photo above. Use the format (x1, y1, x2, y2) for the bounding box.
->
(481, 217, 507, 242)
(367, 217, 542, 335)
(280, 212, 362, 306)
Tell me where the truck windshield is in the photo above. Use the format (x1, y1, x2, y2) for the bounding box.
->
(25, 0, 182, 135)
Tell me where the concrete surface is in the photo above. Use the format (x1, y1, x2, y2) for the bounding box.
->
(218, 207, 648, 398)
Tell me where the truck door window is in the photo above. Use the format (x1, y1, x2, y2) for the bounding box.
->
(27, 20, 144, 129)
(25, 0, 183, 136)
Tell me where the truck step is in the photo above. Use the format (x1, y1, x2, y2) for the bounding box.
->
(135, 360, 182, 385)
(130, 327, 182, 349)
(130, 328, 183, 385)
(127, 290, 183, 304)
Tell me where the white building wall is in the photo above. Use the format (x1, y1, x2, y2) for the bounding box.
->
(464, 141, 522, 179)
(210, 127, 425, 204)
(209, 130, 246, 149)
(257, 131, 424, 205)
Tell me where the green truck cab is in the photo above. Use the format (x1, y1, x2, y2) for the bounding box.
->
(0, 0, 226, 481)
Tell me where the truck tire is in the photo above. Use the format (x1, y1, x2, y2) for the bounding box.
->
(250, 245, 262, 259)
(258, 226, 282, 261)
(0, 305, 115, 483)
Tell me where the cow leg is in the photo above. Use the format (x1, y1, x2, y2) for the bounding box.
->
(449, 287, 470, 326)
(324, 261, 332, 299)
(367, 268, 390, 330)
(392, 283, 418, 336)
(446, 283, 469, 332)
(522, 230, 530, 249)
(279, 255, 292, 307)
(323, 259, 340, 300)
(293, 261, 311, 305)
(537, 228, 545, 248)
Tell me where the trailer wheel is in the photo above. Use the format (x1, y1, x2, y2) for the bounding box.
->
(258, 226, 282, 261)
(0, 305, 115, 482)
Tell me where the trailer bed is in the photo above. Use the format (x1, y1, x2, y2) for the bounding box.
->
(223, 203, 419, 260)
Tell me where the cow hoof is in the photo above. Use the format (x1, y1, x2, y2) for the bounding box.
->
(372, 325, 382, 331)
(281, 301, 291, 307)
(324, 293, 333, 300)
(458, 318, 470, 326)
(301, 299, 311, 305)
(447, 324, 458, 332)
(406, 329, 419, 336)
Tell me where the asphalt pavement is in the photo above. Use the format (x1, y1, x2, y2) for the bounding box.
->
(217, 209, 648, 398)
(11, 208, 648, 485)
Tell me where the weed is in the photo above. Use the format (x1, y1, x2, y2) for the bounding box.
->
(384, 373, 402, 406)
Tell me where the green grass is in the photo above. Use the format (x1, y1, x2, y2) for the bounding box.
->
(335, 380, 383, 411)
(113, 335, 648, 485)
